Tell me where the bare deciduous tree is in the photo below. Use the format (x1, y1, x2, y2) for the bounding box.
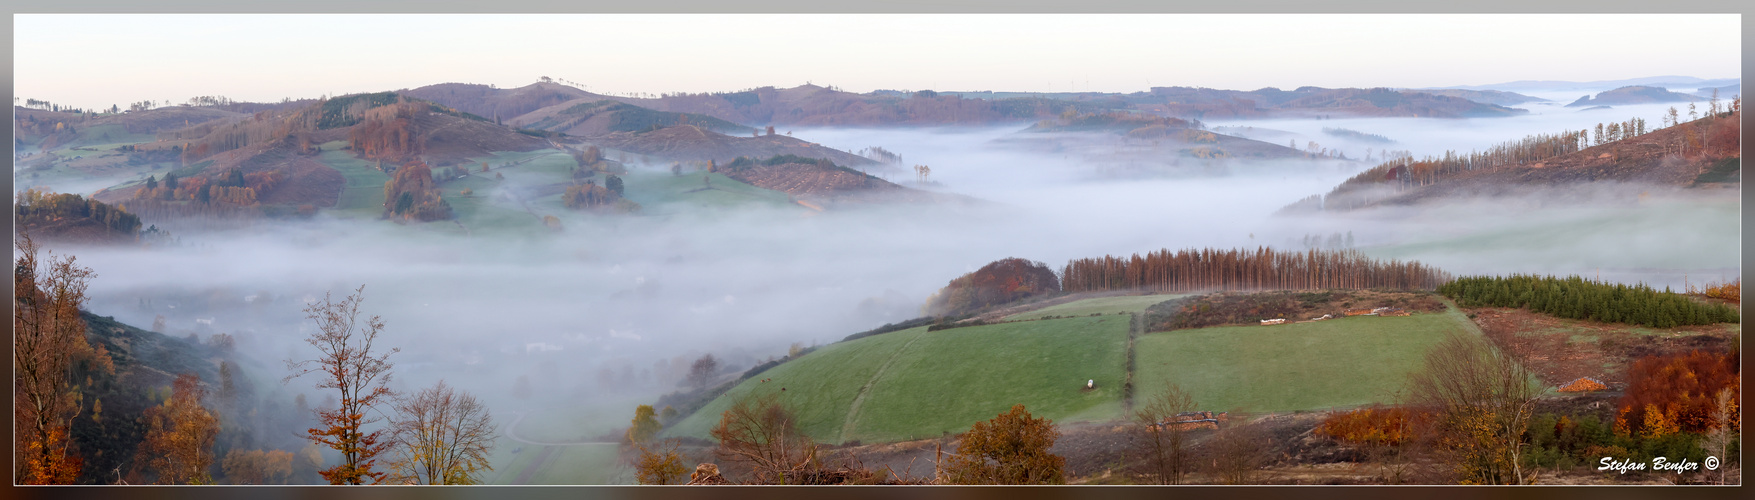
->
(710, 393, 818, 484)
(1205, 418, 1268, 484)
(687, 354, 720, 390)
(1134, 383, 1197, 484)
(385, 380, 496, 485)
(1406, 331, 1540, 485)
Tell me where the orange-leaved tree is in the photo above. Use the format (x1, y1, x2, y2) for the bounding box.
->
(1614, 349, 1738, 438)
(137, 373, 221, 484)
(13, 233, 96, 484)
(940, 404, 1065, 485)
(284, 285, 399, 484)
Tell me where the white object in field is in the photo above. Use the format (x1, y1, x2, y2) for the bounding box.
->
(1086, 379, 1094, 389)
(1260, 318, 1286, 325)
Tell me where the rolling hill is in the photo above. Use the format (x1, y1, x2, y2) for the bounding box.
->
(592, 125, 875, 167)
(511, 99, 754, 137)
(660, 292, 1478, 446)
(1565, 86, 1701, 107)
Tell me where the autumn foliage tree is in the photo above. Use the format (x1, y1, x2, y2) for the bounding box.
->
(385, 380, 496, 485)
(627, 405, 663, 445)
(939, 404, 1065, 485)
(136, 374, 222, 484)
(13, 233, 97, 484)
(1613, 350, 1738, 438)
(633, 440, 690, 485)
(923, 258, 1061, 316)
(284, 285, 399, 485)
(381, 161, 453, 221)
(221, 449, 295, 485)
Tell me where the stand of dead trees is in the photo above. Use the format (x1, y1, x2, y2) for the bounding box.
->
(1062, 247, 1449, 294)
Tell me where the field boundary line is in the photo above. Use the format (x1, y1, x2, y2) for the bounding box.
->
(837, 329, 929, 443)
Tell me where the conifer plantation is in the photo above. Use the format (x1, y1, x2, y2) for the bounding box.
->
(1437, 275, 1739, 328)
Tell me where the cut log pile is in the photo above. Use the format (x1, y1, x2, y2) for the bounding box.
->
(1557, 377, 1609, 392)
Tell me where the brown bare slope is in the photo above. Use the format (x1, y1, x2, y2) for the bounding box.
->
(399, 82, 608, 122)
(594, 125, 875, 166)
(716, 155, 961, 207)
(94, 95, 545, 209)
(510, 99, 755, 137)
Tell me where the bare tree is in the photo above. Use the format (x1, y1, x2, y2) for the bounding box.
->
(1205, 419, 1268, 484)
(283, 285, 399, 484)
(385, 380, 496, 485)
(1701, 388, 1736, 485)
(1134, 383, 1197, 484)
(710, 393, 818, 484)
(687, 354, 720, 390)
(1406, 331, 1540, 485)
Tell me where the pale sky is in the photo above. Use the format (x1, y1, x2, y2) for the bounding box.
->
(14, 14, 1742, 110)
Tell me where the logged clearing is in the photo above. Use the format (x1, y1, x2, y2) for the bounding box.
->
(1134, 307, 1474, 413)
(1468, 306, 1739, 388)
(664, 316, 1129, 445)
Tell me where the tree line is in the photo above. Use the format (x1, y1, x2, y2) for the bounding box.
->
(1436, 275, 1739, 328)
(1061, 247, 1451, 294)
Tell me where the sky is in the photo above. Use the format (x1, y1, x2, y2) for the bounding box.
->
(14, 13, 1742, 112)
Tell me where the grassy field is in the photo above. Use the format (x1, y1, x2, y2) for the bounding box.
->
(621, 170, 798, 212)
(486, 441, 625, 485)
(662, 325, 933, 444)
(848, 316, 1129, 442)
(1133, 308, 1475, 413)
(1003, 294, 1188, 321)
(664, 316, 1129, 445)
(316, 144, 390, 218)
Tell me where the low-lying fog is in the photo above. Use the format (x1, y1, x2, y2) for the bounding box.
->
(44, 95, 1737, 453)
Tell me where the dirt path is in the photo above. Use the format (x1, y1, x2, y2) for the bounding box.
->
(512, 446, 559, 485)
(1124, 313, 1140, 412)
(838, 330, 929, 443)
